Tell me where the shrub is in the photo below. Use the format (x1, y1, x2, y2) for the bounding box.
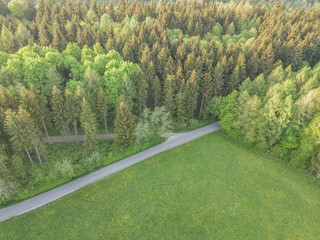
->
(0, 178, 19, 201)
(55, 158, 75, 179)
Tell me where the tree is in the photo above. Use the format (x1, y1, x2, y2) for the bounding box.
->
(212, 62, 224, 96)
(114, 98, 134, 150)
(97, 88, 109, 140)
(185, 70, 199, 120)
(15, 106, 45, 163)
(80, 98, 97, 156)
(200, 71, 214, 116)
(65, 89, 80, 144)
(134, 107, 171, 145)
(83, 67, 101, 112)
(163, 74, 176, 119)
(52, 86, 68, 137)
(19, 86, 51, 144)
(8, 0, 24, 19)
(0, 25, 18, 53)
(218, 90, 239, 138)
(5, 109, 34, 164)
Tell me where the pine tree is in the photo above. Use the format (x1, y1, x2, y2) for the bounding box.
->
(80, 98, 97, 156)
(97, 88, 109, 140)
(114, 98, 134, 150)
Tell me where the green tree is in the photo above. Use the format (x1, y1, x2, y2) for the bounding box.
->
(185, 70, 199, 120)
(114, 98, 134, 150)
(163, 74, 176, 119)
(19, 86, 51, 144)
(52, 86, 67, 137)
(97, 88, 109, 140)
(8, 0, 24, 19)
(80, 98, 97, 156)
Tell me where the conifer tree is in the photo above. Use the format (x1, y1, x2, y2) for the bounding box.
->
(163, 74, 176, 119)
(19, 86, 51, 144)
(4, 109, 34, 164)
(16, 106, 44, 163)
(261, 43, 275, 77)
(175, 83, 187, 124)
(213, 62, 224, 96)
(200, 71, 214, 116)
(80, 98, 97, 156)
(65, 89, 80, 143)
(185, 70, 199, 120)
(114, 98, 134, 150)
(97, 88, 109, 140)
(0, 25, 18, 53)
(38, 19, 51, 46)
(52, 86, 67, 137)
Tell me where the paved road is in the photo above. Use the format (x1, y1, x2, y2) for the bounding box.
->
(0, 123, 221, 222)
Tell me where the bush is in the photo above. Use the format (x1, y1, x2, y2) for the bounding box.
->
(0, 178, 19, 201)
(80, 152, 102, 171)
(135, 107, 171, 145)
(55, 158, 75, 179)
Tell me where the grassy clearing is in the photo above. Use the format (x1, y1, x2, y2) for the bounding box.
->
(1, 131, 320, 239)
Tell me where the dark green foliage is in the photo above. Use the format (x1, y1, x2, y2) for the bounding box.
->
(114, 98, 134, 150)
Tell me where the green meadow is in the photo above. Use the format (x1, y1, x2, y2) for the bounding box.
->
(1, 131, 320, 239)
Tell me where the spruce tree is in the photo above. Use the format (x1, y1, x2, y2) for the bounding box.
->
(5, 109, 32, 164)
(52, 86, 67, 137)
(114, 98, 134, 150)
(97, 88, 109, 140)
(185, 70, 199, 120)
(19, 86, 51, 144)
(213, 62, 224, 96)
(65, 89, 80, 143)
(80, 98, 97, 156)
(163, 74, 176, 119)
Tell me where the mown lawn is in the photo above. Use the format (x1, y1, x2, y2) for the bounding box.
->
(1, 131, 320, 239)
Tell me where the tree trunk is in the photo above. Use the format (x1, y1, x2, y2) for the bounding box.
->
(74, 122, 79, 144)
(34, 145, 42, 164)
(104, 115, 109, 141)
(42, 118, 51, 145)
(24, 146, 34, 164)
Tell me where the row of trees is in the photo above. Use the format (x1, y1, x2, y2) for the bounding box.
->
(215, 62, 320, 177)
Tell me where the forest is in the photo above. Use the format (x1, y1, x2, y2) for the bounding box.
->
(0, 0, 320, 203)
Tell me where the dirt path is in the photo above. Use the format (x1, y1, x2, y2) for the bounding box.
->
(42, 133, 116, 143)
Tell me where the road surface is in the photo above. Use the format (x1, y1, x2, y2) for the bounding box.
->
(0, 123, 221, 222)
(42, 133, 116, 143)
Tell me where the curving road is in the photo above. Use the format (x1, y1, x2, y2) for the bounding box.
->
(0, 123, 221, 222)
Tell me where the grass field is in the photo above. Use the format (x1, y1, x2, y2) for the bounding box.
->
(1, 131, 320, 239)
